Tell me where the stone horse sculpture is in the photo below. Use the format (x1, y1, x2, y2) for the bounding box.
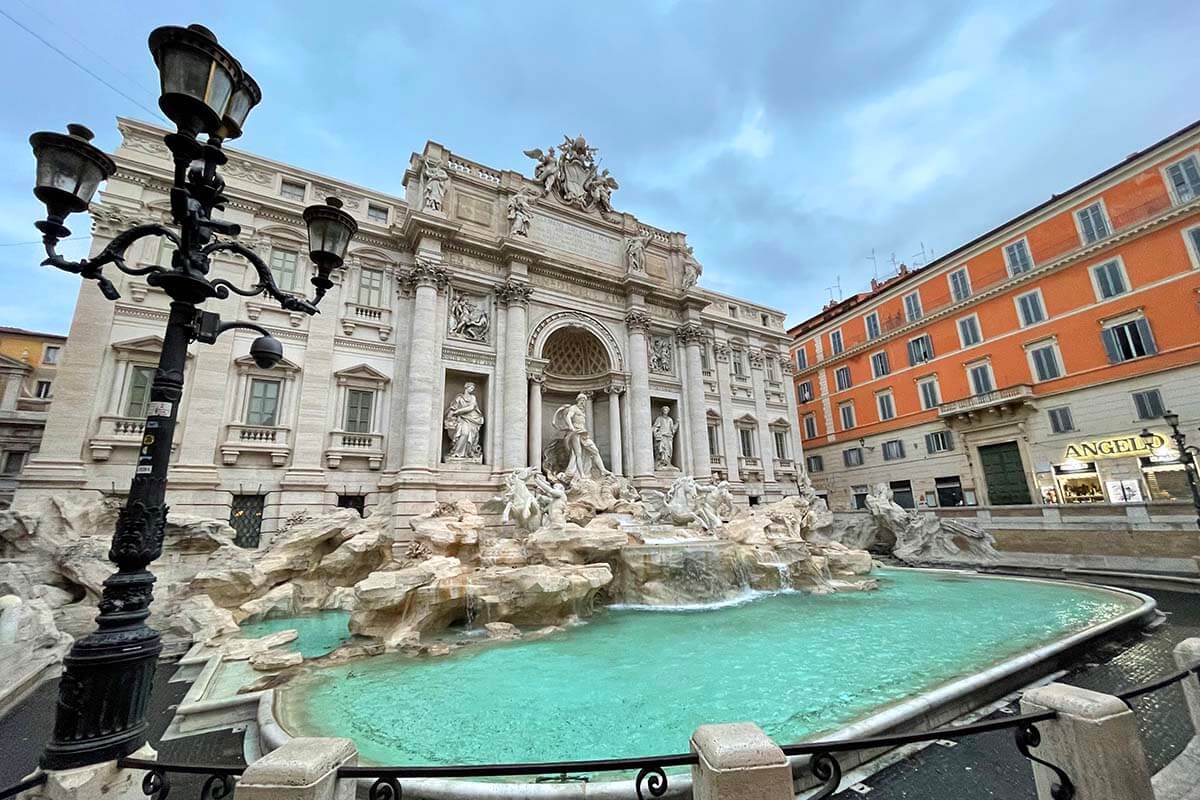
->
(640, 475, 703, 528)
(485, 467, 543, 534)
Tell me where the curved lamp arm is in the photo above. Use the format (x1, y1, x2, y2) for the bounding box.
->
(42, 223, 177, 300)
(203, 239, 320, 315)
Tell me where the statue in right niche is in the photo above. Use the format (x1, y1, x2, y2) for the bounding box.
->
(652, 405, 678, 469)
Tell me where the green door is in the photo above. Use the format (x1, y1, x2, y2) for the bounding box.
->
(978, 442, 1032, 505)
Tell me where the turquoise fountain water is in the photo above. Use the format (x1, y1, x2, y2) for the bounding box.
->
(239, 611, 352, 658)
(277, 570, 1138, 765)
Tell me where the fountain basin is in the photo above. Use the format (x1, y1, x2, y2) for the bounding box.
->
(267, 568, 1152, 779)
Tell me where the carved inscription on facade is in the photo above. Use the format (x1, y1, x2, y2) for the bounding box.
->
(530, 213, 622, 266)
(457, 194, 494, 227)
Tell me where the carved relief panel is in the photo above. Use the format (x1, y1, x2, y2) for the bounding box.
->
(447, 288, 492, 344)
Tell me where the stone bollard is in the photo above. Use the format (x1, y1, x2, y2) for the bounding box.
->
(235, 738, 357, 800)
(690, 722, 793, 800)
(1176, 637, 1200, 732)
(1020, 682, 1153, 800)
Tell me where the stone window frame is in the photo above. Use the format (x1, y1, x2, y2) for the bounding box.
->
(1161, 151, 1200, 205)
(1024, 336, 1065, 383)
(803, 412, 818, 440)
(1088, 255, 1131, 302)
(768, 417, 792, 461)
(839, 400, 856, 431)
(232, 354, 301, 430)
(1003, 237, 1035, 276)
(916, 374, 941, 410)
(366, 202, 391, 224)
(105, 336, 195, 420)
(875, 388, 896, 421)
(332, 363, 391, 435)
(1014, 287, 1047, 328)
(279, 177, 308, 203)
(1074, 198, 1112, 245)
(734, 413, 758, 459)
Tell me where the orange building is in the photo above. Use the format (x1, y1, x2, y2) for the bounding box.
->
(790, 120, 1200, 510)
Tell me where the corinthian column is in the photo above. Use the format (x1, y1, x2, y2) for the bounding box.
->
(607, 384, 624, 476)
(529, 373, 544, 471)
(498, 279, 533, 469)
(625, 309, 655, 479)
(677, 323, 711, 478)
(402, 257, 447, 472)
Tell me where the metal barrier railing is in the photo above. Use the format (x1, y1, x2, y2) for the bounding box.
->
(2, 661, 1194, 800)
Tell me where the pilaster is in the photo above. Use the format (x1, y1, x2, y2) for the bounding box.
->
(711, 341, 740, 483)
(625, 308, 655, 480)
(748, 348, 776, 484)
(678, 322, 710, 478)
(497, 277, 533, 469)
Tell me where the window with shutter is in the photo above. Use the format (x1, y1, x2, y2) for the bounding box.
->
(1016, 291, 1046, 326)
(907, 335, 934, 365)
(773, 431, 787, 459)
(1091, 260, 1128, 300)
(806, 454, 824, 472)
(1048, 407, 1075, 434)
(925, 431, 954, 453)
(1004, 240, 1033, 274)
(882, 440, 905, 461)
(269, 250, 299, 291)
(1103, 318, 1157, 362)
(1190, 228, 1200, 265)
(843, 448, 864, 467)
(876, 392, 895, 421)
(839, 402, 855, 430)
(358, 268, 385, 307)
(803, 414, 818, 439)
(871, 351, 890, 378)
(795, 348, 808, 370)
(918, 377, 941, 410)
(835, 367, 852, 391)
(1132, 389, 1165, 421)
(1166, 155, 1200, 203)
(958, 315, 982, 347)
(968, 363, 994, 395)
(798, 381, 813, 403)
(865, 313, 881, 340)
(247, 379, 281, 426)
(124, 366, 155, 417)
(830, 330, 844, 355)
(904, 292, 923, 322)
(1029, 343, 1062, 382)
(949, 269, 971, 301)
(1077, 203, 1110, 243)
(344, 389, 374, 432)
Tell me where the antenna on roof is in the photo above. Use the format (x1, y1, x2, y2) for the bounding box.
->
(866, 249, 878, 279)
(889, 252, 898, 272)
(825, 275, 842, 304)
(911, 241, 930, 267)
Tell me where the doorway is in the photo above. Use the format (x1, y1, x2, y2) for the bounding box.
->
(978, 442, 1032, 505)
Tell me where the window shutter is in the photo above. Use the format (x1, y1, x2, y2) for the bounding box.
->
(924, 433, 934, 452)
(944, 431, 954, 451)
(1100, 327, 1121, 363)
(907, 340, 917, 366)
(1134, 392, 1150, 420)
(1134, 318, 1158, 355)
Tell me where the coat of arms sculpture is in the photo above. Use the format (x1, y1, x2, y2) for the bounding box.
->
(523, 134, 619, 215)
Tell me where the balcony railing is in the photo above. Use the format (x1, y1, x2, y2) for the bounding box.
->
(89, 415, 154, 461)
(341, 302, 393, 340)
(802, 194, 1185, 369)
(326, 430, 385, 470)
(221, 423, 291, 466)
(938, 384, 1034, 417)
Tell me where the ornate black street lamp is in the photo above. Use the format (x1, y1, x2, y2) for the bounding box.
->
(28, 24, 356, 770)
(1141, 411, 1200, 530)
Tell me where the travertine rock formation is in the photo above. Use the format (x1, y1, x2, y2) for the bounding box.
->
(864, 484, 1000, 566)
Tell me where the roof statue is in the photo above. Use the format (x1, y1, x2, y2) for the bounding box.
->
(523, 134, 619, 215)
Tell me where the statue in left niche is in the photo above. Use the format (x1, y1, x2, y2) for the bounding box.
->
(420, 154, 450, 213)
(449, 291, 490, 342)
(507, 190, 536, 238)
(444, 382, 485, 461)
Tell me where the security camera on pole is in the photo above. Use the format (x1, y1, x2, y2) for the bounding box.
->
(26, 23, 357, 770)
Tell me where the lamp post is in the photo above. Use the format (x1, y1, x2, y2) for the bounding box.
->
(1141, 410, 1200, 530)
(28, 24, 357, 770)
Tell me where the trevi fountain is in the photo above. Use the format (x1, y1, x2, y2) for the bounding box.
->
(0, 398, 1150, 779)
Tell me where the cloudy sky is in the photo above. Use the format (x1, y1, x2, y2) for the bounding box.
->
(2, 0, 1197, 334)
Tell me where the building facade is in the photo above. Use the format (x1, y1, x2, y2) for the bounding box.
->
(15, 119, 802, 541)
(0, 326, 66, 506)
(791, 120, 1200, 511)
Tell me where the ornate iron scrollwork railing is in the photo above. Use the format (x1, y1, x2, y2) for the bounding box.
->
(92, 661, 1200, 800)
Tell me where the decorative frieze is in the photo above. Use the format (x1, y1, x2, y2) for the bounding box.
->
(441, 345, 497, 367)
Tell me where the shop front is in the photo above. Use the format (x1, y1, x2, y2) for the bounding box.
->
(1040, 430, 1191, 504)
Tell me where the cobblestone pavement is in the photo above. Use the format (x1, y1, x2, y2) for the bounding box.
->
(2, 586, 1196, 799)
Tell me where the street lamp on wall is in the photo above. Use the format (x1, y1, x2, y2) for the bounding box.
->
(28, 23, 357, 771)
(1142, 411, 1200, 530)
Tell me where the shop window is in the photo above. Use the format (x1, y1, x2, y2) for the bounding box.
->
(357, 268, 385, 307)
(835, 366, 852, 391)
(957, 315, 982, 348)
(882, 439, 906, 461)
(1132, 389, 1165, 421)
(1076, 202, 1110, 243)
(935, 476, 965, 507)
(870, 351, 890, 378)
(1165, 154, 1200, 204)
(1004, 239, 1033, 275)
(891, 480, 916, 508)
(367, 203, 390, 223)
(1028, 341, 1062, 382)
(918, 376, 941, 410)
(968, 362, 995, 395)
(1102, 318, 1157, 363)
(843, 447, 864, 467)
(852, 485, 869, 509)
(865, 312, 881, 340)
(797, 381, 813, 403)
(948, 268, 971, 302)
(337, 494, 367, 517)
(904, 291, 923, 322)
(1015, 290, 1046, 327)
(1054, 462, 1104, 503)
(803, 414, 818, 440)
(839, 402, 856, 430)
(1091, 260, 1129, 300)
(830, 330, 844, 355)
(806, 454, 824, 473)
(876, 391, 895, 421)
(269, 249, 299, 292)
(1048, 407, 1076, 434)
(907, 334, 934, 366)
(925, 431, 954, 453)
